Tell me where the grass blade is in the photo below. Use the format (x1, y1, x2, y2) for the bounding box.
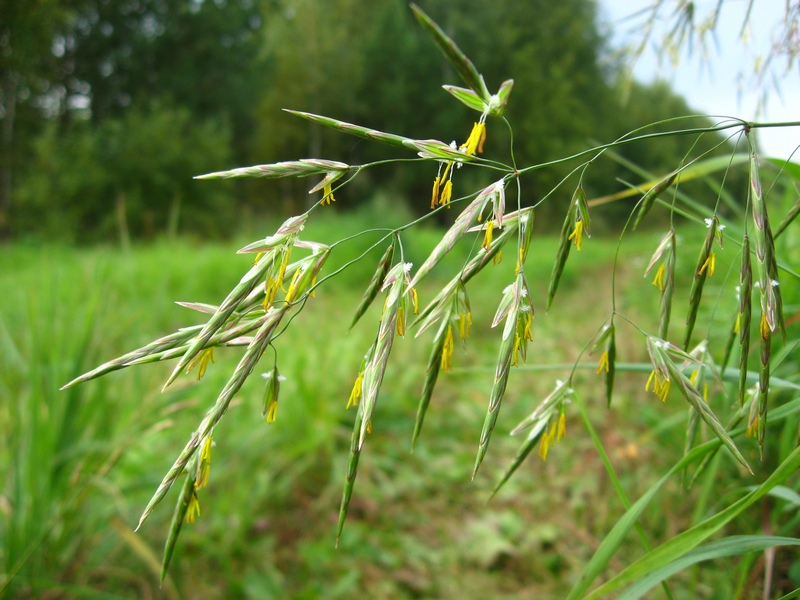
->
(584, 444, 800, 599)
(618, 535, 800, 600)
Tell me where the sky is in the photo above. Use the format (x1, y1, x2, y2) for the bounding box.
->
(599, 0, 800, 158)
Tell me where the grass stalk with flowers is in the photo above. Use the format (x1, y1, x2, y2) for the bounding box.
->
(59, 4, 800, 597)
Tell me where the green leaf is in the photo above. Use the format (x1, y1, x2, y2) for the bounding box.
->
(584, 444, 800, 599)
(766, 157, 800, 182)
(618, 536, 800, 600)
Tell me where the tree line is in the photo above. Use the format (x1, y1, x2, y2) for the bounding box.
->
(0, 0, 726, 242)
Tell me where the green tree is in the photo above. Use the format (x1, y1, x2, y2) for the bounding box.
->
(0, 0, 71, 238)
(15, 101, 234, 242)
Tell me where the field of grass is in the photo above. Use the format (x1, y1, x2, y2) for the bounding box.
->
(2, 206, 799, 599)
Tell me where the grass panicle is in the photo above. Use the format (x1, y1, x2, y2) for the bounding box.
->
(49, 4, 800, 592)
(138, 304, 290, 530)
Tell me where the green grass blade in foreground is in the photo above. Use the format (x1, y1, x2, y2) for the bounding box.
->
(565, 441, 717, 600)
(617, 536, 800, 600)
(567, 391, 800, 600)
(584, 443, 800, 600)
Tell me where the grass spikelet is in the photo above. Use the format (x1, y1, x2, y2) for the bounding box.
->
(474, 274, 532, 478)
(647, 337, 751, 472)
(644, 229, 677, 339)
(748, 139, 783, 337)
(493, 380, 573, 495)
(407, 186, 494, 290)
(593, 323, 616, 407)
(683, 217, 721, 350)
(410, 4, 491, 102)
(284, 109, 412, 149)
(632, 171, 677, 230)
(490, 420, 548, 499)
(659, 231, 677, 339)
(473, 324, 514, 479)
(574, 186, 591, 238)
(194, 158, 349, 181)
(336, 404, 365, 547)
(748, 139, 782, 447)
(161, 452, 200, 581)
(60, 326, 201, 389)
(412, 317, 450, 449)
(236, 215, 308, 254)
(681, 343, 713, 468)
(546, 187, 583, 310)
(738, 236, 753, 405)
(138, 306, 289, 530)
(350, 243, 395, 330)
(358, 263, 408, 448)
(665, 358, 749, 472)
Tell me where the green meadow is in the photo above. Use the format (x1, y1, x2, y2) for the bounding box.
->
(4, 203, 798, 599)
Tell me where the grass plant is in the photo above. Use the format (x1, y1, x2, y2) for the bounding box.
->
(4, 3, 800, 598)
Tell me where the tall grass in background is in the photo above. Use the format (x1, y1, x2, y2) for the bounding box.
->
(5, 3, 800, 599)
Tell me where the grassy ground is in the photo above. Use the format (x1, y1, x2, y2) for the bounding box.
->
(1, 209, 798, 599)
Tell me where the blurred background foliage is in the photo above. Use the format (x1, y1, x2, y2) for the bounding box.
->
(1, 0, 732, 242)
